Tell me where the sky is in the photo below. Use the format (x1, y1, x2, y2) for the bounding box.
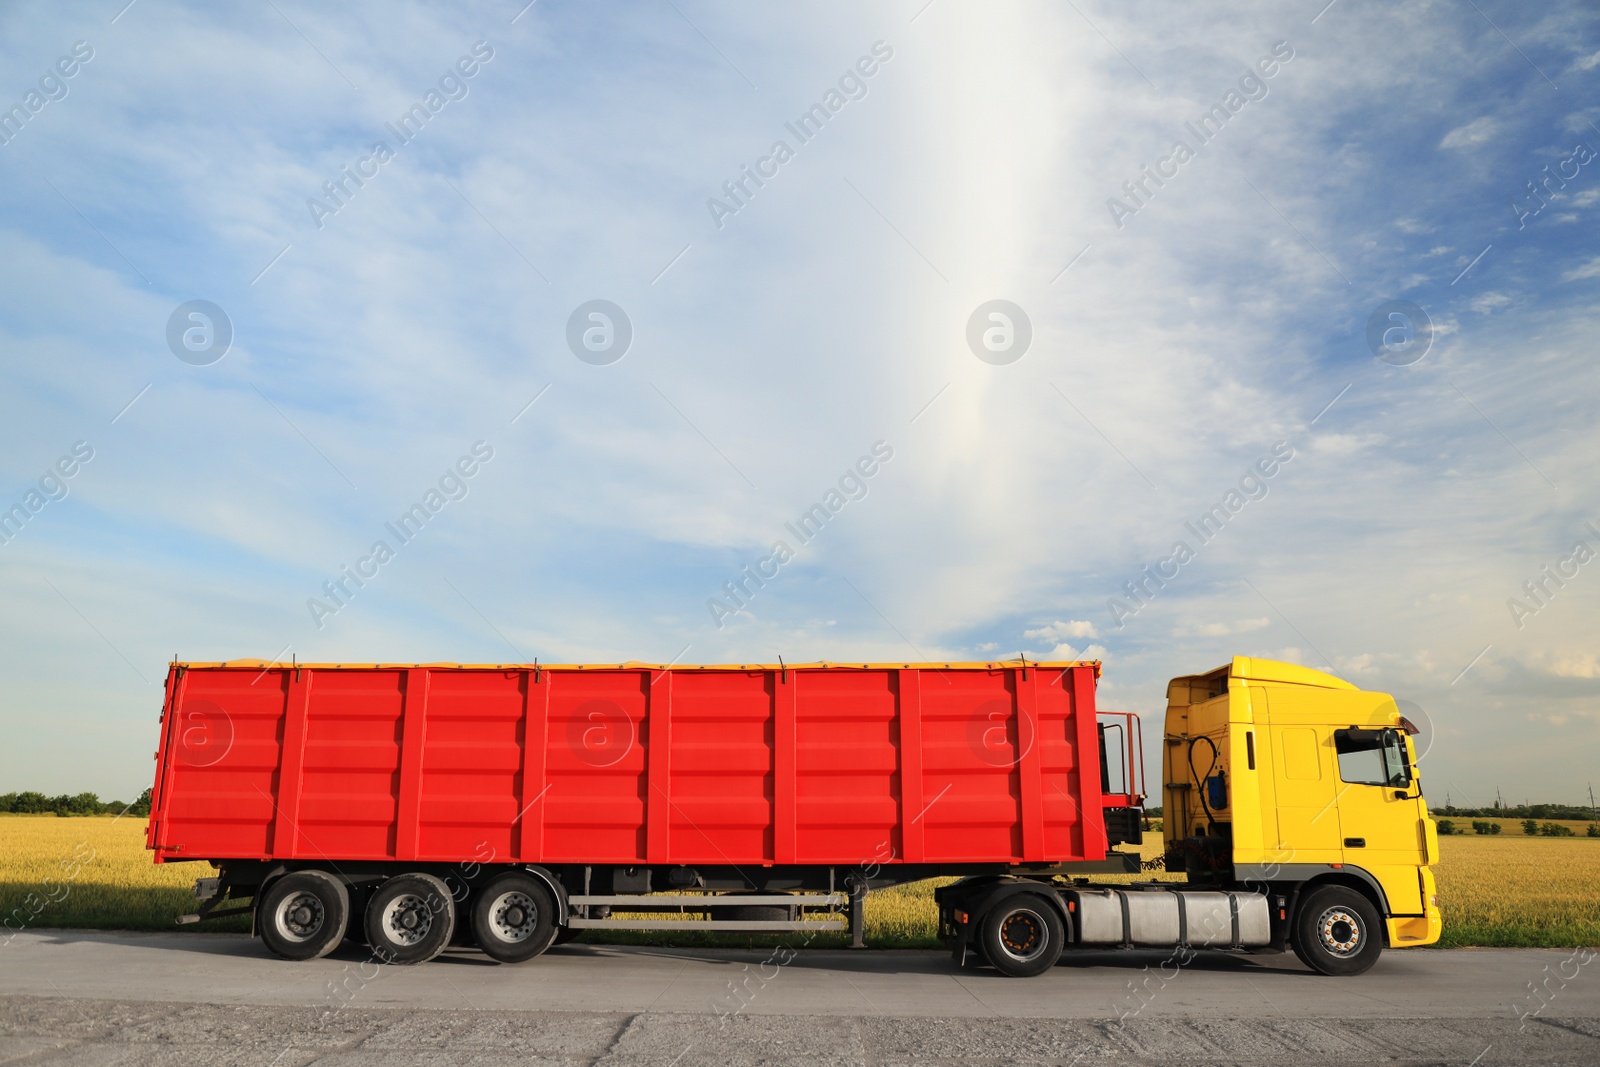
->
(0, 0, 1596, 807)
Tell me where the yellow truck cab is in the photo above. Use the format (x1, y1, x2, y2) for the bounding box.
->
(1163, 656, 1442, 973)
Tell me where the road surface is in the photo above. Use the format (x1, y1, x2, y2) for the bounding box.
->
(2, 931, 1596, 1064)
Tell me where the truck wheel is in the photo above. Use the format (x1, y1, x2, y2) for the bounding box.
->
(365, 873, 456, 964)
(471, 873, 556, 963)
(552, 926, 583, 946)
(979, 894, 1064, 978)
(1292, 886, 1383, 976)
(259, 870, 348, 961)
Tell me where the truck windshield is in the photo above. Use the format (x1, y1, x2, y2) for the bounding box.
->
(1334, 728, 1411, 788)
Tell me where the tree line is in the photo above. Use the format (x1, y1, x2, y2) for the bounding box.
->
(1432, 803, 1597, 821)
(0, 788, 152, 817)
(1436, 817, 1600, 837)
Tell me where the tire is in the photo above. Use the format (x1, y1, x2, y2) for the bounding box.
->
(365, 873, 456, 965)
(1291, 885, 1384, 976)
(258, 870, 349, 961)
(552, 925, 584, 946)
(979, 893, 1065, 978)
(471, 873, 557, 964)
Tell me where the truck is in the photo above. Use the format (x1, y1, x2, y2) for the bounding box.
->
(149, 654, 1439, 977)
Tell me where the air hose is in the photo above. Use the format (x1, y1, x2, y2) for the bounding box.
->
(1187, 734, 1219, 834)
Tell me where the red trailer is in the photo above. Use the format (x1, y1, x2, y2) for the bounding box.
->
(152, 658, 1144, 976)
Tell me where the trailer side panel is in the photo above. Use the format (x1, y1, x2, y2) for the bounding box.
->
(151, 662, 1107, 868)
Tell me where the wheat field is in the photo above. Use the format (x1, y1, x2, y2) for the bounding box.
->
(1431, 834, 1600, 947)
(3, 815, 1596, 948)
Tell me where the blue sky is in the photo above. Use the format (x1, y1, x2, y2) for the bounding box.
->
(1, 0, 1596, 806)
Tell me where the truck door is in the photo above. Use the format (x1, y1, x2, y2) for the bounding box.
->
(1331, 727, 1426, 912)
(1269, 723, 1343, 861)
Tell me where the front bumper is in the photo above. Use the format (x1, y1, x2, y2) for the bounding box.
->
(1387, 867, 1442, 947)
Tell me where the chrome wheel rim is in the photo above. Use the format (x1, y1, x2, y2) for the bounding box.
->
(488, 890, 538, 943)
(382, 892, 434, 947)
(274, 891, 324, 942)
(996, 907, 1049, 964)
(1316, 906, 1362, 956)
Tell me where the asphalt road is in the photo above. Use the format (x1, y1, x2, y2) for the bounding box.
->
(3, 931, 1597, 1064)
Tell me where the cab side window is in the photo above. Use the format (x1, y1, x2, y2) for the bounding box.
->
(1334, 728, 1411, 788)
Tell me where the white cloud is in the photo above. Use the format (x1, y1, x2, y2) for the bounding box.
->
(1174, 618, 1270, 637)
(1344, 654, 1376, 674)
(1326, 651, 1437, 680)
(1533, 651, 1600, 679)
(1022, 622, 1105, 663)
(1307, 432, 1385, 457)
(1562, 257, 1600, 281)
(1468, 291, 1515, 314)
(1439, 116, 1500, 149)
(1044, 642, 1109, 663)
(1024, 620, 1098, 642)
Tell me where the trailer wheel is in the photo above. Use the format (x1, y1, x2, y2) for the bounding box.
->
(1291, 885, 1383, 976)
(365, 873, 456, 965)
(259, 870, 349, 961)
(471, 873, 556, 963)
(979, 894, 1064, 978)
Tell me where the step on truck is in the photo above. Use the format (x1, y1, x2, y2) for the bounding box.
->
(150, 655, 1439, 975)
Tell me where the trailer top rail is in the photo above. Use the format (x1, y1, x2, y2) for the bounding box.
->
(172, 658, 1102, 675)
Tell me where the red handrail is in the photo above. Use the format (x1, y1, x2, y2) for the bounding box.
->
(1097, 711, 1145, 807)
